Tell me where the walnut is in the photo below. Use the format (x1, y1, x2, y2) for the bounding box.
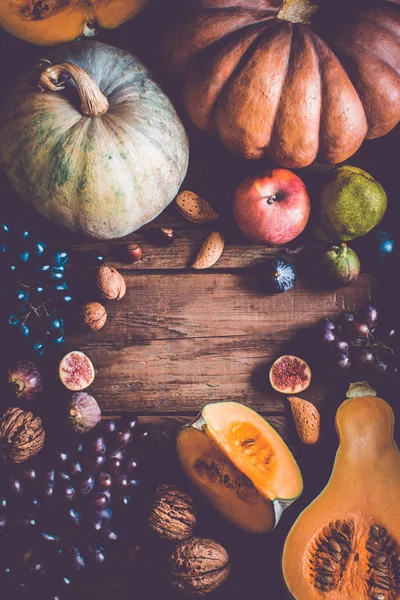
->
(0, 407, 45, 464)
(81, 301, 107, 331)
(148, 484, 196, 541)
(168, 537, 231, 595)
(96, 265, 126, 300)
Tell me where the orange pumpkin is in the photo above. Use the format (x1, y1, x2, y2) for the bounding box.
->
(0, 0, 150, 46)
(163, 0, 400, 168)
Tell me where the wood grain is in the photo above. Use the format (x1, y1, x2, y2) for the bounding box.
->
(68, 272, 374, 413)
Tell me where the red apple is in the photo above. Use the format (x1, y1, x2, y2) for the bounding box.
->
(233, 169, 311, 245)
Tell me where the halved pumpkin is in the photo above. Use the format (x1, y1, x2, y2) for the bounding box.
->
(0, 0, 149, 46)
(282, 395, 400, 599)
(177, 402, 303, 534)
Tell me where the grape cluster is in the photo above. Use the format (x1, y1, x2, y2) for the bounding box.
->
(0, 222, 73, 356)
(313, 305, 398, 382)
(0, 415, 147, 599)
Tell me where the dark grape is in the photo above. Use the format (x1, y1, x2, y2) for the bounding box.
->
(92, 436, 106, 455)
(106, 459, 122, 476)
(98, 508, 113, 521)
(76, 473, 94, 496)
(120, 493, 132, 507)
(19, 515, 37, 528)
(316, 317, 336, 332)
(321, 329, 337, 344)
(96, 473, 112, 492)
(43, 483, 55, 501)
(66, 508, 81, 527)
(329, 339, 349, 355)
(84, 452, 106, 472)
(332, 354, 352, 374)
(124, 458, 138, 475)
(357, 305, 378, 329)
(40, 532, 60, 546)
(23, 468, 37, 483)
(68, 461, 82, 476)
(0, 515, 8, 531)
(376, 361, 389, 376)
(353, 348, 376, 369)
(115, 475, 130, 491)
(104, 531, 118, 543)
(103, 420, 117, 436)
(85, 517, 105, 536)
(87, 545, 106, 566)
(349, 321, 369, 342)
(57, 472, 71, 483)
(108, 448, 124, 461)
(69, 547, 86, 571)
(9, 478, 23, 496)
(122, 414, 139, 435)
(92, 493, 109, 512)
(139, 429, 150, 445)
(116, 431, 132, 448)
(45, 469, 56, 483)
(56, 451, 70, 466)
(338, 311, 355, 326)
(62, 485, 76, 502)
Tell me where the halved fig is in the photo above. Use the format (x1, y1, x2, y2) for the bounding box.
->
(177, 402, 303, 534)
(59, 351, 95, 391)
(269, 355, 311, 394)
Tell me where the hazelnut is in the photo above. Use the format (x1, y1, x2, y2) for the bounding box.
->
(81, 302, 107, 331)
(96, 265, 126, 300)
(126, 244, 143, 264)
(158, 228, 175, 245)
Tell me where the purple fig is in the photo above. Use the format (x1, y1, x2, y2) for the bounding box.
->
(68, 393, 101, 434)
(8, 360, 42, 402)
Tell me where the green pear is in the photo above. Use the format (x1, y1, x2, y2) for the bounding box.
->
(316, 166, 387, 242)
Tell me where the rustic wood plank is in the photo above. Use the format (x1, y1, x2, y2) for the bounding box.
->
(67, 272, 374, 413)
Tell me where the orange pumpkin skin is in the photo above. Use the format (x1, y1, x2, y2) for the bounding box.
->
(163, 0, 400, 168)
(0, 0, 150, 46)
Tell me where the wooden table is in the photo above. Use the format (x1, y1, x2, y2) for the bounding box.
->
(1, 8, 399, 598)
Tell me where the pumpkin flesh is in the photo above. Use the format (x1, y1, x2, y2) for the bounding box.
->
(282, 396, 400, 599)
(0, 0, 149, 46)
(163, 0, 400, 167)
(177, 402, 303, 534)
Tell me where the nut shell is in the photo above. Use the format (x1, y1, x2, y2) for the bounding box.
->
(96, 265, 126, 300)
(68, 392, 101, 434)
(0, 407, 45, 464)
(149, 484, 196, 541)
(168, 537, 231, 595)
(82, 302, 107, 331)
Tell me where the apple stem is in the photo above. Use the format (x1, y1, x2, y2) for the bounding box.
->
(266, 195, 277, 205)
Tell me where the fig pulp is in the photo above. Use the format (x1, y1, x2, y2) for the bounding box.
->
(177, 402, 303, 533)
(8, 360, 42, 402)
(270, 355, 311, 394)
(59, 351, 95, 391)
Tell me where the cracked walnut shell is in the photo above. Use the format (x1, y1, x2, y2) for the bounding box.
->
(148, 484, 196, 541)
(96, 265, 126, 300)
(82, 302, 107, 331)
(0, 407, 45, 464)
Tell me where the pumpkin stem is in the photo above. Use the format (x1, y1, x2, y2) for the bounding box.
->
(277, 0, 319, 24)
(37, 61, 109, 118)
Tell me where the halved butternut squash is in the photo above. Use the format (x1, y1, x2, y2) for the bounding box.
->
(0, 0, 149, 46)
(177, 402, 303, 534)
(282, 395, 400, 599)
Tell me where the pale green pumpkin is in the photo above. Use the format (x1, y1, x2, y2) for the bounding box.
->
(0, 41, 189, 239)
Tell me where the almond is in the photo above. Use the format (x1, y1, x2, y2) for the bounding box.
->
(176, 191, 219, 224)
(287, 397, 320, 445)
(191, 231, 225, 270)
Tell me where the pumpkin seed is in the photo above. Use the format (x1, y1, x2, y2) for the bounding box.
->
(329, 539, 342, 553)
(379, 528, 387, 538)
(371, 526, 381, 540)
(371, 593, 385, 600)
(372, 554, 389, 565)
(241, 439, 256, 447)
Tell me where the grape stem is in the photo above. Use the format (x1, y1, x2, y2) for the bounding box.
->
(351, 332, 394, 356)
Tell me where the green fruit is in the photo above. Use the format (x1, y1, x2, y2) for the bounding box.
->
(321, 243, 361, 287)
(316, 166, 387, 242)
